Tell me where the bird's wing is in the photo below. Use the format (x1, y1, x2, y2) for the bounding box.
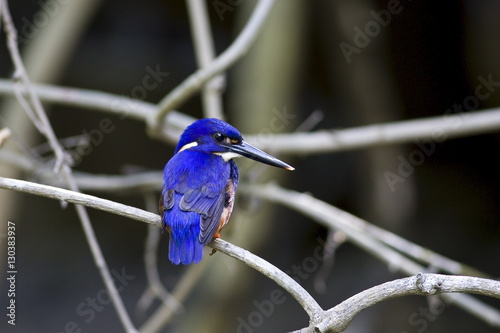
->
(159, 188, 174, 234)
(161, 153, 238, 244)
(179, 181, 227, 245)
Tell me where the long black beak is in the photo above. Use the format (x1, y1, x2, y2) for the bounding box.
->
(228, 140, 295, 171)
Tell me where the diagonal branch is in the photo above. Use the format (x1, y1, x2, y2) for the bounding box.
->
(186, 0, 225, 119)
(0, 177, 500, 332)
(2, 80, 500, 152)
(0, 127, 11, 146)
(1, 3, 138, 332)
(239, 182, 500, 326)
(303, 273, 500, 333)
(0, 176, 323, 324)
(151, 0, 275, 130)
(211, 238, 324, 324)
(0, 177, 160, 226)
(240, 183, 492, 277)
(244, 107, 500, 154)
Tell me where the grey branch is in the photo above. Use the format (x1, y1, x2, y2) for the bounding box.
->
(239, 182, 500, 327)
(186, 0, 225, 119)
(211, 238, 324, 325)
(2, 80, 500, 153)
(152, 0, 275, 128)
(0, 127, 11, 147)
(2, 176, 500, 331)
(244, 107, 500, 154)
(308, 273, 500, 333)
(0, 177, 161, 226)
(0, 176, 322, 325)
(1, 2, 137, 332)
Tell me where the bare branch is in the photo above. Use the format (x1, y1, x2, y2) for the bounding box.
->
(245, 107, 500, 154)
(310, 273, 500, 333)
(0, 79, 156, 121)
(2, 80, 500, 154)
(0, 127, 11, 147)
(0, 177, 160, 226)
(4, 162, 488, 280)
(240, 182, 500, 325)
(152, 0, 276, 129)
(211, 238, 324, 324)
(140, 262, 209, 333)
(1, 0, 67, 169)
(0, 176, 323, 324)
(186, 0, 225, 119)
(0, 79, 192, 144)
(240, 183, 491, 277)
(1, 1, 138, 330)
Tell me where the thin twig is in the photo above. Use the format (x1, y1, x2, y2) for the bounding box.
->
(1, 0, 67, 169)
(0, 127, 11, 147)
(186, 0, 225, 119)
(140, 262, 209, 333)
(313, 230, 346, 294)
(152, 0, 275, 129)
(1, 4, 138, 329)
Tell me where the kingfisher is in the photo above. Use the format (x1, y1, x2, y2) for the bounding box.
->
(160, 118, 294, 265)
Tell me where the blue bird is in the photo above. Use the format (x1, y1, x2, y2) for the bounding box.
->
(160, 118, 294, 265)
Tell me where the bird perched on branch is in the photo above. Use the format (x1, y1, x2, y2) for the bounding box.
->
(160, 118, 294, 265)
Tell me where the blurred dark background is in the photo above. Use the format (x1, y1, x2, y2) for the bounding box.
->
(1, 0, 499, 332)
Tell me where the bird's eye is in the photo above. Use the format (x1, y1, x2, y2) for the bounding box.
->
(213, 133, 225, 142)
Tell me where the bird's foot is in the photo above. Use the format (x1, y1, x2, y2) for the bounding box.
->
(210, 233, 220, 255)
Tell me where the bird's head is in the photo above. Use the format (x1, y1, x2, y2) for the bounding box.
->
(175, 118, 294, 170)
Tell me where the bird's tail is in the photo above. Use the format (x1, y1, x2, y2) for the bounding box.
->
(168, 224, 204, 265)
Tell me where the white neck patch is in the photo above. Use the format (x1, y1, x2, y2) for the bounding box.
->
(178, 141, 198, 153)
(213, 151, 242, 162)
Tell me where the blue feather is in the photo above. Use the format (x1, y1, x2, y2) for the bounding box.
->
(160, 118, 293, 265)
